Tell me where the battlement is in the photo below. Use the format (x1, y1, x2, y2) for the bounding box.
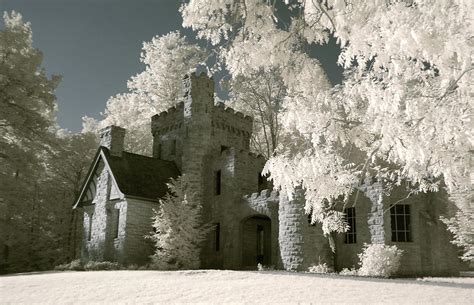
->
(151, 102, 185, 136)
(242, 189, 280, 216)
(212, 102, 253, 138)
(243, 189, 279, 202)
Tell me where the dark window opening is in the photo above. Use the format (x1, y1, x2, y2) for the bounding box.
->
(307, 207, 316, 226)
(215, 170, 221, 195)
(215, 223, 220, 252)
(113, 210, 120, 239)
(391, 204, 412, 242)
(88, 213, 93, 241)
(257, 225, 264, 263)
(344, 207, 357, 244)
(257, 172, 267, 192)
(221, 145, 229, 152)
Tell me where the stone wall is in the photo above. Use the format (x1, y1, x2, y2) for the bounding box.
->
(334, 192, 372, 270)
(123, 198, 157, 265)
(277, 192, 332, 271)
(333, 183, 464, 276)
(85, 162, 109, 261)
(385, 186, 464, 276)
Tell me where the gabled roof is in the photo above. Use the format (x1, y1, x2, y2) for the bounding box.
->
(73, 147, 180, 208)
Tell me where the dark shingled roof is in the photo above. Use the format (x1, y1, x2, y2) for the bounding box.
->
(103, 148, 180, 200)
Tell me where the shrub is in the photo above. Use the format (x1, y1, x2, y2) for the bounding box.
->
(54, 259, 84, 271)
(257, 263, 275, 271)
(126, 264, 139, 270)
(83, 261, 122, 271)
(308, 263, 333, 274)
(357, 243, 403, 278)
(339, 268, 358, 276)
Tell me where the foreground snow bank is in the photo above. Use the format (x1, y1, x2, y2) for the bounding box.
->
(1, 270, 473, 304)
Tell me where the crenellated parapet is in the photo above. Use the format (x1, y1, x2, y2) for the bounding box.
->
(243, 189, 280, 202)
(212, 102, 253, 139)
(151, 102, 185, 137)
(242, 189, 279, 216)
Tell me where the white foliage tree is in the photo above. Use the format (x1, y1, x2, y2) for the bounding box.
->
(86, 31, 207, 155)
(181, 0, 474, 258)
(148, 175, 210, 270)
(226, 67, 287, 158)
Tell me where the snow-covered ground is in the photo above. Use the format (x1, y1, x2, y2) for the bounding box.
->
(1, 270, 473, 304)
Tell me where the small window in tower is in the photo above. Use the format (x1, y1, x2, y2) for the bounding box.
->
(171, 139, 177, 155)
(221, 145, 229, 152)
(344, 207, 357, 244)
(214, 223, 220, 252)
(258, 172, 266, 192)
(215, 170, 222, 195)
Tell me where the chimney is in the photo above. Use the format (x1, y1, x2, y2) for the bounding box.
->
(100, 125, 126, 157)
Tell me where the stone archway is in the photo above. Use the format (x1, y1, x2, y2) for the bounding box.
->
(241, 215, 271, 269)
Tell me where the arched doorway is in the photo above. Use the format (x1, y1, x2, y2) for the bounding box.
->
(241, 215, 271, 269)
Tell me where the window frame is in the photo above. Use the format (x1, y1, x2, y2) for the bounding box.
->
(390, 204, 412, 242)
(344, 207, 357, 244)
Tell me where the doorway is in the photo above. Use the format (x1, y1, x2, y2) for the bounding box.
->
(241, 215, 271, 269)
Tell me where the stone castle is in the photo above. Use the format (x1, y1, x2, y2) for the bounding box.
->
(73, 73, 463, 275)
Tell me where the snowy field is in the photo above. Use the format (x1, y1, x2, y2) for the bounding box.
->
(1, 270, 473, 304)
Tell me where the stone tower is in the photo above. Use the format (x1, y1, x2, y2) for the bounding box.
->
(151, 72, 215, 209)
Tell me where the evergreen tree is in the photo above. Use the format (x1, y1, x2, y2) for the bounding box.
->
(148, 176, 210, 270)
(0, 12, 97, 272)
(0, 11, 60, 273)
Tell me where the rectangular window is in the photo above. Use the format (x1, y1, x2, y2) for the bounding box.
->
(391, 204, 412, 242)
(344, 207, 357, 244)
(215, 223, 220, 252)
(257, 172, 266, 192)
(88, 212, 94, 241)
(215, 170, 221, 195)
(113, 210, 120, 239)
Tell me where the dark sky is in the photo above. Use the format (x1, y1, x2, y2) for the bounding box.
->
(1, 0, 342, 132)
